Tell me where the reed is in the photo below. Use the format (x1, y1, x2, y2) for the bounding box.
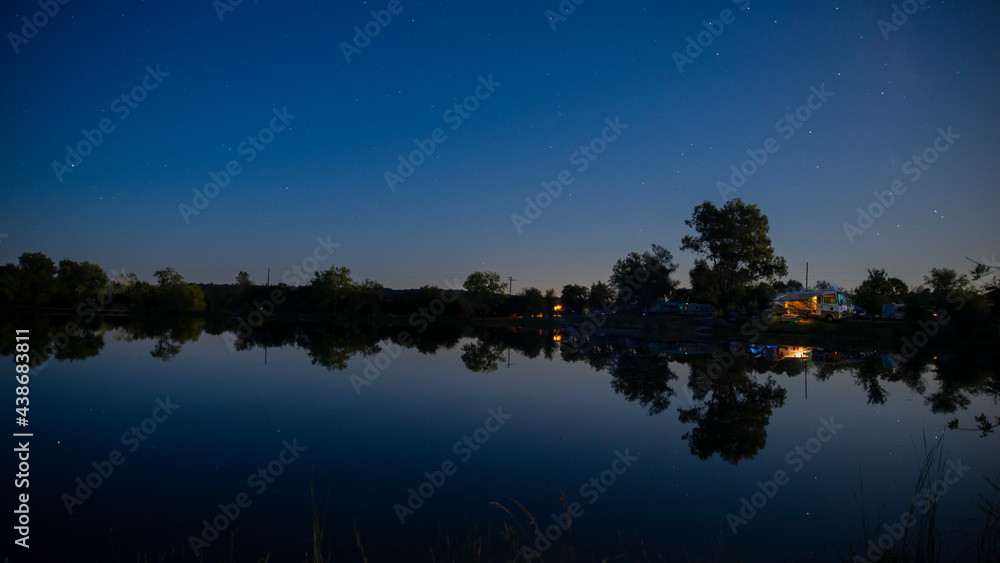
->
(845, 432, 1000, 562)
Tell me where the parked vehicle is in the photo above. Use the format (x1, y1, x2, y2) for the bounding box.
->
(647, 301, 714, 316)
(882, 303, 906, 320)
(772, 289, 852, 322)
(853, 306, 867, 319)
(679, 302, 715, 316)
(649, 301, 682, 315)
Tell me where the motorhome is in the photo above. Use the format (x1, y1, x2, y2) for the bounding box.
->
(772, 289, 852, 321)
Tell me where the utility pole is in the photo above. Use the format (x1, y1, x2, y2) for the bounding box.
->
(805, 263, 809, 290)
(267, 268, 270, 287)
(508, 276, 515, 297)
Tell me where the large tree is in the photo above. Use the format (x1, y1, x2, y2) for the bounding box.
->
(543, 288, 558, 317)
(310, 266, 357, 315)
(851, 268, 908, 319)
(154, 267, 184, 287)
(520, 287, 545, 316)
(17, 252, 58, 306)
(463, 271, 507, 317)
(588, 281, 614, 312)
(151, 267, 205, 311)
(919, 267, 988, 328)
(923, 267, 972, 295)
(356, 279, 385, 316)
(56, 259, 108, 306)
(609, 244, 678, 312)
(0, 264, 22, 304)
(680, 199, 787, 311)
(560, 284, 589, 313)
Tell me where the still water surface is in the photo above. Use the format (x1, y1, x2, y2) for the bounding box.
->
(9, 318, 1000, 562)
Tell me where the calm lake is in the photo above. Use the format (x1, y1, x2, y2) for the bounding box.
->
(7, 316, 1000, 562)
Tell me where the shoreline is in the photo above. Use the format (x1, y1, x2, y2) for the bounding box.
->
(4, 306, 998, 353)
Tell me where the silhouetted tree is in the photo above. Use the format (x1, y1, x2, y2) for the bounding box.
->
(681, 199, 787, 311)
(151, 267, 206, 311)
(560, 284, 589, 313)
(310, 266, 356, 316)
(851, 268, 908, 320)
(609, 244, 678, 312)
(356, 279, 385, 316)
(520, 287, 545, 316)
(543, 288, 558, 317)
(55, 259, 107, 306)
(588, 281, 614, 312)
(17, 252, 58, 306)
(154, 267, 184, 287)
(463, 271, 507, 318)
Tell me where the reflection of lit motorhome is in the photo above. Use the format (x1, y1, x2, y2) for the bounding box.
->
(882, 303, 906, 320)
(777, 346, 810, 360)
(750, 345, 874, 364)
(772, 290, 852, 322)
(757, 345, 811, 361)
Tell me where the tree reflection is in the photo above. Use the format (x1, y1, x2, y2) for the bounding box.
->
(851, 354, 893, 405)
(924, 356, 1000, 414)
(296, 323, 382, 371)
(54, 329, 106, 362)
(606, 344, 677, 415)
(559, 332, 616, 371)
(457, 328, 559, 373)
(150, 336, 182, 361)
(2, 314, 998, 430)
(460, 339, 507, 373)
(677, 353, 787, 464)
(396, 326, 463, 355)
(111, 317, 205, 362)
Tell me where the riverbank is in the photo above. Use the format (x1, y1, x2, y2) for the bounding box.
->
(4, 306, 998, 352)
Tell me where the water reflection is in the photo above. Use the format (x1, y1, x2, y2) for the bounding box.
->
(3, 315, 999, 435)
(112, 317, 206, 362)
(2, 315, 998, 561)
(606, 343, 678, 416)
(459, 338, 507, 373)
(677, 353, 787, 464)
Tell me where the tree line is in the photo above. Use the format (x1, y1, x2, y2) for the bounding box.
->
(2, 199, 996, 323)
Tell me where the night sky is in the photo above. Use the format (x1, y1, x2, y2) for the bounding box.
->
(2, 1, 998, 291)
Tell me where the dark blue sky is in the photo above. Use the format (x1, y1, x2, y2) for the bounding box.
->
(2, 1, 998, 291)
